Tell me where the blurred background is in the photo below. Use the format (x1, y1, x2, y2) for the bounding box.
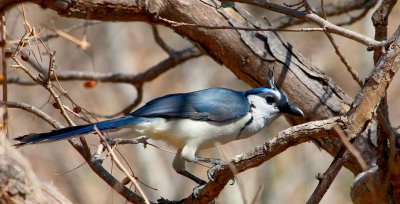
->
(3, 1, 400, 203)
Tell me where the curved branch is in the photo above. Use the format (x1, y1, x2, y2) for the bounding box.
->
(185, 116, 344, 203)
(8, 46, 201, 85)
(189, 27, 400, 202)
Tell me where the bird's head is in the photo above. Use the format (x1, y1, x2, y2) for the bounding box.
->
(244, 74, 304, 118)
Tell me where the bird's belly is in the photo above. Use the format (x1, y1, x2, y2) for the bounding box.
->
(129, 114, 254, 149)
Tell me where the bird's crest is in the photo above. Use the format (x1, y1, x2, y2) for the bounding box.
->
(267, 68, 277, 90)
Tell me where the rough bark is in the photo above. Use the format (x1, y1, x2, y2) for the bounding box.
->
(0, 141, 72, 204)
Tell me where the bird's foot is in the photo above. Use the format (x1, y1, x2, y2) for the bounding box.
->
(192, 184, 206, 198)
(193, 157, 224, 165)
(206, 161, 226, 181)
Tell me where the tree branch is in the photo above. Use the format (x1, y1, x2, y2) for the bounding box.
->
(306, 146, 350, 204)
(274, 0, 378, 28)
(184, 116, 345, 203)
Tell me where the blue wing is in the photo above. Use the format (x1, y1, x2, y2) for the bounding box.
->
(131, 88, 250, 122)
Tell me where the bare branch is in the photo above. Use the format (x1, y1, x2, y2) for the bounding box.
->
(372, 0, 398, 62)
(41, 21, 100, 42)
(186, 116, 344, 203)
(94, 127, 151, 204)
(231, 0, 384, 49)
(0, 100, 63, 129)
(152, 25, 175, 55)
(8, 46, 201, 85)
(275, 0, 378, 28)
(159, 17, 326, 32)
(319, 0, 363, 86)
(324, 32, 363, 86)
(346, 28, 400, 139)
(306, 147, 350, 204)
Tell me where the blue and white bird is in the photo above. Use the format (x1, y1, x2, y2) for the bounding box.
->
(15, 76, 304, 184)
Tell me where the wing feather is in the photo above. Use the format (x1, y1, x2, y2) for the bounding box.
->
(131, 88, 250, 122)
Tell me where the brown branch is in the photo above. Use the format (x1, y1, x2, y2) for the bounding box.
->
(95, 128, 151, 204)
(184, 116, 344, 203)
(41, 21, 100, 42)
(372, 0, 398, 62)
(306, 146, 350, 204)
(231, 0, 384, 49)
(159, 17, 326, 32)
(346, 28, 400, 139)
(152, 25, 175, 55)
(188, 27, 400, 203)
(319, 0, 363, 86)
(324, 32, 363, 86)
(0, 100, 63, 128)
(8, 46, 201, 85)
(366, 1, 399, 203)
(275, 0, 378, 28)
(0, 0, 384, 49)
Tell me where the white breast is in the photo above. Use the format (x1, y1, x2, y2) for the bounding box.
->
(125, 113, 257, 150)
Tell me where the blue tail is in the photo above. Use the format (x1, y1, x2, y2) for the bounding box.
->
(14, 116, 146, 147)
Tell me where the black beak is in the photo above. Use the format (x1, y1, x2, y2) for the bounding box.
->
(279, 102, 304, 117)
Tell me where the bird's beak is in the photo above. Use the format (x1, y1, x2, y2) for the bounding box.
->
(279, 102, 304, 117)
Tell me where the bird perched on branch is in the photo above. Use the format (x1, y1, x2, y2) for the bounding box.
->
(15, 73, 304, 185)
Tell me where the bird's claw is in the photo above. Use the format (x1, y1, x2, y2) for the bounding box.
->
(207, 161, 225, 181)
(192, 184, 206, 198)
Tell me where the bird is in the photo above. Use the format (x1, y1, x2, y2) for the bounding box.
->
(14, 75, 304, 185)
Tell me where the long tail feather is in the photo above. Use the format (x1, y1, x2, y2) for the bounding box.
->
(14, 116, 145, 147)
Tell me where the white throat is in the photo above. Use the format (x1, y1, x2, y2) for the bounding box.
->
(239, 95, 280, 138)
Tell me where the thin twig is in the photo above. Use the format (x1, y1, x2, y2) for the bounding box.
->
(215, 142, 247, 204)
(0, 100, 63, 129)
(50, 28, 90, 49)
(230, 0, 385, 49)
(306, 146, 350, 204)
(334, 125, 368, 171)
(94, 127, 151, 204)
(320, 0, 363, 86)
(152, 25, 174, 55)
(42, 21, 100, 42)
(274, 0, 378, 28)
(55, 161, 87, 175)
(324, 29, 363, 86)
(160, 17, 325, 32)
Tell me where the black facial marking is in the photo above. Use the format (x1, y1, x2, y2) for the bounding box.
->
(237, 115, 254, 139)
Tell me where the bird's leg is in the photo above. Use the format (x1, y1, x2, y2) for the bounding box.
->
(173, 151, 206, 185)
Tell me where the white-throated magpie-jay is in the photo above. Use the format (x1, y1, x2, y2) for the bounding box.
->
(14, 76, 304, 185)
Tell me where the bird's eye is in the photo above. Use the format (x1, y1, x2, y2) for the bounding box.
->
(266, 96, 276, 105)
